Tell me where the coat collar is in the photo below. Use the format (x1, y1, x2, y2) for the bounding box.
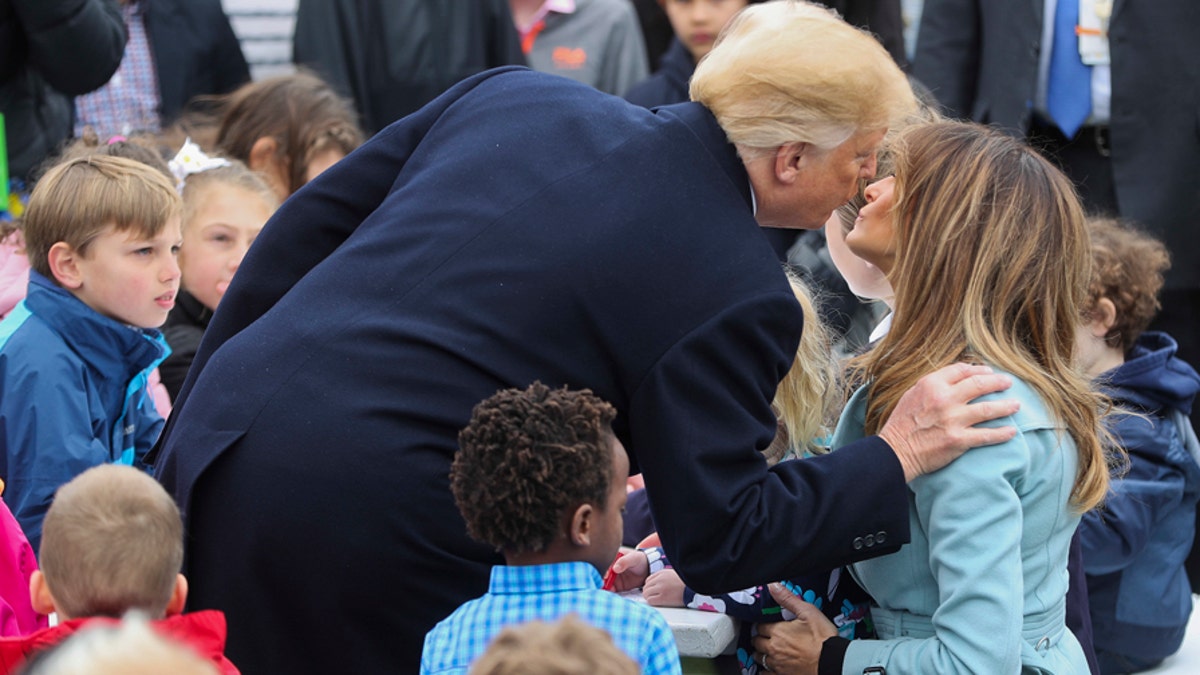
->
(24, 271, 168, 384)
(652, 101, 754, 212)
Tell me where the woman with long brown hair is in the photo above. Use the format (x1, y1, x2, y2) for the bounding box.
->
(756, 119, 1114, 673)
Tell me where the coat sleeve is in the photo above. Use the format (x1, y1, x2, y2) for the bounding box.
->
(630, 293, 910, 594)
(1, 353, 112, 552)
(11, 0, 127, 95)
(178, 68, 523, 400)
(1079, 416, 1186, 575)
(842, 425, 1040, 674)
(910, 0, 981, 119)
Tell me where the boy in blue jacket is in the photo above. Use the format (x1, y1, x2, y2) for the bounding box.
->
(1076, 217, 1200, 674)
(0, 155, 181, 551)
(421, 382, 681, 675)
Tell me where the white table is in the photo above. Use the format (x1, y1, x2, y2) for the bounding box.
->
(656, 594, 1200, 673)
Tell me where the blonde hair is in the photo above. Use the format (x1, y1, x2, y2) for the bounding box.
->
(39, 465, 184, 619)
(21, 613, 217, 675)
(22, 156, 181, 280)
(180, 162, 279, 230)
(691, 0, 915, 154)
(766, 272, 838, 462)
(468, 616, 639, 675)
(852, 120, 1112, 511)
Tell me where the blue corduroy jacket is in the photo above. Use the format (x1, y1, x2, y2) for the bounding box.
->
(1082, 331, 1200, 661)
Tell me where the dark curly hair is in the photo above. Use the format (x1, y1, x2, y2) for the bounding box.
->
(452, 382, 618, 553)
(1084, 217, 1170, 350)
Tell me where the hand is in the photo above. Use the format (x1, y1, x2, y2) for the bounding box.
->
(750, 583, 837, 675)
(878, 363, 1020, 481)
(607, 550, 649, 592)
(642, 569, 685, 607)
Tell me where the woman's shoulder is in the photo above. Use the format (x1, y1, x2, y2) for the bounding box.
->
(969, 369, 1059, 433)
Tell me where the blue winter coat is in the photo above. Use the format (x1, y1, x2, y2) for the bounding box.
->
(1081, 331, 1200, 662)
(0, 271, 168, 551)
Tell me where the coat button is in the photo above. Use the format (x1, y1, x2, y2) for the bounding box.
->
(853, 537, 864, 550)
(876, 531, 887, 545)
(864, 534, 875, 547)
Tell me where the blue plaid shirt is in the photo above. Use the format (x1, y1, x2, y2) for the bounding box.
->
(420, 561, 681, 674)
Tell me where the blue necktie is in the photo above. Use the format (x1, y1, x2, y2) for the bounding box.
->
(1046, 0, 1092, 138)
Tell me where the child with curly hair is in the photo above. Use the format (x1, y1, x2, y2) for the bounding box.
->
(420, 382, 680, 675)
(1076, 217, 1200, 674)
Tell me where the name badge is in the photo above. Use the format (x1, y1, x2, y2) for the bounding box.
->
(1077, 0, 1111, 66)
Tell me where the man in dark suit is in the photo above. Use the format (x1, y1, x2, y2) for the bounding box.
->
(153, 4, 1018, 673)
(293, 0, 525, 134)
(73, 0, 248, 137)
(913, 0, 1200, 430)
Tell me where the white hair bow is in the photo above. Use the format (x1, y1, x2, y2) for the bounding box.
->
(169, 138, 230, 192)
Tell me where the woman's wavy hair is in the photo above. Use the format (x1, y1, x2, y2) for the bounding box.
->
(851, 120, 1115, 512)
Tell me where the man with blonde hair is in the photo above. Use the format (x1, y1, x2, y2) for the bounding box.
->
(155, 2, 1021, 671)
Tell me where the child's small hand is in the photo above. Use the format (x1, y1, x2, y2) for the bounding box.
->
(607, 549, 650, 591)
(642, 569, 685, 607)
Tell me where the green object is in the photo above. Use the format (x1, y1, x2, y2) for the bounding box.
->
(0, 114, 8, 215)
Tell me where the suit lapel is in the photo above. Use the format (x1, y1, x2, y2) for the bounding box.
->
(143, 0, 182, 120)
(1111, 0, 1126, 21)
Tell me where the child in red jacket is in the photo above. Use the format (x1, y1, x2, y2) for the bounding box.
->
(0, 465, 238, 674)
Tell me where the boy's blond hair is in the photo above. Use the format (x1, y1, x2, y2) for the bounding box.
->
(38, 465, 183, 619)
(468, 615, 638, 675)
(22, 155, 181, 280)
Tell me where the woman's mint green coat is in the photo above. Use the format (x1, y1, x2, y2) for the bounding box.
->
(832, 375, 1091, 674)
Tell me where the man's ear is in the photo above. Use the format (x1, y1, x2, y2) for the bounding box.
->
(569, 503, 593, 548)
(165, 574, 188, 616)
(47, 242, 84, 289)
(30, 570, 58, 616)
(774, 141, 810, 185)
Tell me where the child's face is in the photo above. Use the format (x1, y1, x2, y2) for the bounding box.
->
(69, 219, 182, 328)
(844, 175, 897, 275)
(662, 0, 750, 62)
(588, 436, 630, 573)
(180, 184, 273, 312)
